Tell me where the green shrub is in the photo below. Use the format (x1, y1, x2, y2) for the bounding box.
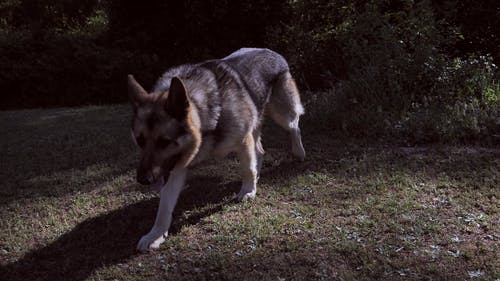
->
(298, 1, 499, 142)
(300, 0, 445, 132)
(400, 56, 499, 143)
(0, 0, 498, 143)
(265, 0, 351, 88)
(0, 29, 161, 109)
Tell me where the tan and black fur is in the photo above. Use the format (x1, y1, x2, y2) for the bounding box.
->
(128, 48, 305, 251)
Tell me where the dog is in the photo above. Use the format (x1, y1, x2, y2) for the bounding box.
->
(128, 48, 306, 251)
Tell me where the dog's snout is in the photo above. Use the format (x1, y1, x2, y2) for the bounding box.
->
(137, 170, 154, 185)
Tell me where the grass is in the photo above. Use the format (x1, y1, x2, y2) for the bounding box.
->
(0, 104, 498, 281)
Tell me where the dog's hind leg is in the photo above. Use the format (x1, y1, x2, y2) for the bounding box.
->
(237, 132, 258, 201)
(267, 71, 306, 161)
(253, 127, 265, 179)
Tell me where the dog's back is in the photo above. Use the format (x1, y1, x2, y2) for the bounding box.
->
(154, 48, 288, 108)
(220, 48, 290, 112)
(151, 48, 304, 158)
(222, 48, 290, 82)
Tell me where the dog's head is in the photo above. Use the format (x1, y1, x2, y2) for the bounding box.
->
(127, 74, 192, 187)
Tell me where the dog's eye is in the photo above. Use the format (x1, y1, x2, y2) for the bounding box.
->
(156, 137, 171, 149)
(136, 134, 145, 148)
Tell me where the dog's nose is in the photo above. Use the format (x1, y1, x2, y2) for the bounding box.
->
(137, 170, 153, 185)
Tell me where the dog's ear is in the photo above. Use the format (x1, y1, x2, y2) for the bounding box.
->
(127, 74, 147, 111)
(165, 77, 189, 121)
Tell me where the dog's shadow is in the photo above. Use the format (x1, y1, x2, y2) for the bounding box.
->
(1, 175, 240, 281)
(1, 158, 311, 281)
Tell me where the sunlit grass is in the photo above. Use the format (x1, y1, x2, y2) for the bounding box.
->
(0, 105, 498, 280)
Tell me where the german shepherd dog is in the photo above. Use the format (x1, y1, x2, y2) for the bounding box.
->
(128, 48, 305, 251)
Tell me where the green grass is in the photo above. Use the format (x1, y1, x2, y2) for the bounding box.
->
(0, 105, 498, 280)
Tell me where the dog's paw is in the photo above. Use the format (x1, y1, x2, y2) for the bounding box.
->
(237, 189, 256, 202)
(137, 231, 167, 252)
(237, 181, 256, 202)
(292, 146, 306, 162)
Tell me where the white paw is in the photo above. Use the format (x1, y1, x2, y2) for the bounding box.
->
(292, 145, 306, 161)
(291, 133, 306, 161)
(237, 189, 256, 202)
(137, 230, 167, 252)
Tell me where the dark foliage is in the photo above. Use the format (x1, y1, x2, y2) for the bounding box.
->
(433, 0, 500, 62)
(0, 0, 498, 142)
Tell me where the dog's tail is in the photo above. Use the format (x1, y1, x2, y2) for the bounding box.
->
(267, 71, 306, 160)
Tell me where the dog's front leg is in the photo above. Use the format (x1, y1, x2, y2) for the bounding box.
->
(137, 168, 187, 252)
(237, 133, 258, 202)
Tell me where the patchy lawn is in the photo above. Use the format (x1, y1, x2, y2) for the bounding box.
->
(0, 105, 498, 281)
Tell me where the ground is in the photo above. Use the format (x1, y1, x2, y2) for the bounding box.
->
(0, 105, 498, 281)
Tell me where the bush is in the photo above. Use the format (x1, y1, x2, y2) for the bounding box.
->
(296, 1, 499, 142)
(400, 56, 499, 143)
(265, 0, 352, 88)
(0, 0, 498, 143)
(0, 29, 160, 109)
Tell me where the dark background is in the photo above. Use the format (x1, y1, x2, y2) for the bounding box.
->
(1, 0, 498, 109)
(0, 0, 498, 142)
